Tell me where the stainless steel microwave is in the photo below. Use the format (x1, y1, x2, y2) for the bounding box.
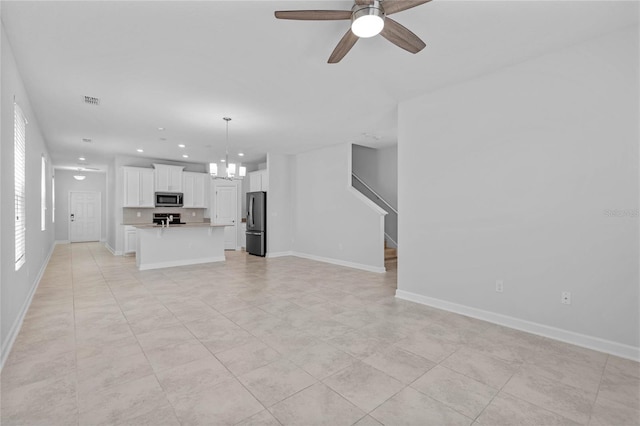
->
(155, 192, 183, 207)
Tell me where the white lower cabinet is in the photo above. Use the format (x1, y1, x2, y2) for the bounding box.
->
(124, 226, 137, 255)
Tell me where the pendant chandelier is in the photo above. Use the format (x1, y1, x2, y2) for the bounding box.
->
(209, 117, 246, 179)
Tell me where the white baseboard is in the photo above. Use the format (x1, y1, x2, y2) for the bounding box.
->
(1, 242, 55, 370)
(137, 256, 226, 271)
(266, 251, 294, 258)
(292, 251, 385, 274)
(104, 242, 117, 255)
(395, 289, 640, 362)
(55, 240, 69, 245)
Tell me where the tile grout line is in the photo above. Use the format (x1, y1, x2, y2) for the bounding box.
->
(87, 243, 184, 425)
(159, 271, 284, 425)
(587, 353, 610, 424)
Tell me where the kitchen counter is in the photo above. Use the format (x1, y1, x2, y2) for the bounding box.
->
(132, 223, 231, 270)
(122, 222, 228, 228)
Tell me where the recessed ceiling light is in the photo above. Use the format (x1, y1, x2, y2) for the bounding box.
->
(182, 154, 189, 158)
(137, 148, 144, 153)
(178, 144, 186, 148)
(238, 152, 244, 157)
(158, 127, 165, 131)
(78, 157, 86, 161)
(221, 159, 226, 163)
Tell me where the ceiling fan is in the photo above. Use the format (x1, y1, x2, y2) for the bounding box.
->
(274, 0, 431, 63)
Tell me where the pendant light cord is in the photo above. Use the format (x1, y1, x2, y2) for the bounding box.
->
(224, 117, 231, 169)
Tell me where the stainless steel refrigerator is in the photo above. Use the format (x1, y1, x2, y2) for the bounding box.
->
(246, 191, 266, 256)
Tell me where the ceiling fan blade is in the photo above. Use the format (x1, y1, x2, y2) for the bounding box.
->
(328, 30, 359, 64)
(382, 0, 432, 15)
(380, 18, 426, 54)
(274, 10, 352, 20)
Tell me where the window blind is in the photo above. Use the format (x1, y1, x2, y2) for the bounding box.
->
(52, 175, 55, 223)
(15, 102, 26, 270)
(41, 155, 47, 231)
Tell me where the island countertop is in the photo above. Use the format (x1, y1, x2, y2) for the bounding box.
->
(133, 224, 229, 270)
(122, 222, 231, 228)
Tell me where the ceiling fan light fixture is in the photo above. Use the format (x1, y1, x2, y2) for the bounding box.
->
(351, 3, 384, 38)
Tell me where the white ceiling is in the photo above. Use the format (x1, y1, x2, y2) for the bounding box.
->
(1, 1, 637, 172)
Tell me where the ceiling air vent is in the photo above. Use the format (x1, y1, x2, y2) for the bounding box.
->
(83, 96, 100, 106)
(82, 138, 92, 143)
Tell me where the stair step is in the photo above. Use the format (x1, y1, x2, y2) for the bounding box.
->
(384, 247, 397, 261)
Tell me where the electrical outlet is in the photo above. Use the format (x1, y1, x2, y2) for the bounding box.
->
(495, 280, 504, 293)
(192, 212, 196, 217)
(136, 211, 141, 217)
(561, 291, 571, 305)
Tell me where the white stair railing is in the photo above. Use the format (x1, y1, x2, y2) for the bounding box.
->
(352, 173, 398, 248)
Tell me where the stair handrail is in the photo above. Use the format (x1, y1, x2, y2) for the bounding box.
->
(384, 232, 398, 248)
(352, 172, 398, 215)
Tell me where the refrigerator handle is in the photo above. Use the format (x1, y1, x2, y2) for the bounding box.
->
(249, 197, 254, 228)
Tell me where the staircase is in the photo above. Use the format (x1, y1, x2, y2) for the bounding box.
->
(351, 172, 398, 269)
(384, 241, 398, 264)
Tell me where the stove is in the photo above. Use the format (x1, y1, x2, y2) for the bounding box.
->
(153, 213, 186, 226)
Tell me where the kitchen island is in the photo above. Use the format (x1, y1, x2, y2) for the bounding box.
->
(131, 223, 229, 271)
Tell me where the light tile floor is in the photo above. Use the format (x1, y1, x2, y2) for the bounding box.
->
(1, 242, 638, 425)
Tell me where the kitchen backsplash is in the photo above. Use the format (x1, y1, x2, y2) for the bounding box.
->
(123, 207, 205, 224)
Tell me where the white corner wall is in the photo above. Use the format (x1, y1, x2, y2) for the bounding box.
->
(397, 26, 639, 359)
(266, 153, 294, 256)
(1, 22, 55, 367)
(106, 158, 116, 252)
(292, 143, 386, 272)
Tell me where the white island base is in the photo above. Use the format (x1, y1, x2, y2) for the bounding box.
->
(135, 225, 227, 271)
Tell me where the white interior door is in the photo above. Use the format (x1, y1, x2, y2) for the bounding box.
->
(69, 191, 101, 242)
(214, 184, 238, 250)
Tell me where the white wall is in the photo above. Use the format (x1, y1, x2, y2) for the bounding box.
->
(397, 26, 639, 358)
(106, 158, 116, 251)
(292, 143, 386, 272)
(1, 23, 55, 366)
(266, 153, 294, 256)
(54, 169, 107, 242)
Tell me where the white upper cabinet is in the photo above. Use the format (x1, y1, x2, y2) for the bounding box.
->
(249, 170, 268, 192)
(123, 167, 155, 207)
(154, 164, 184, 192)
(183, 172, 208, 208)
